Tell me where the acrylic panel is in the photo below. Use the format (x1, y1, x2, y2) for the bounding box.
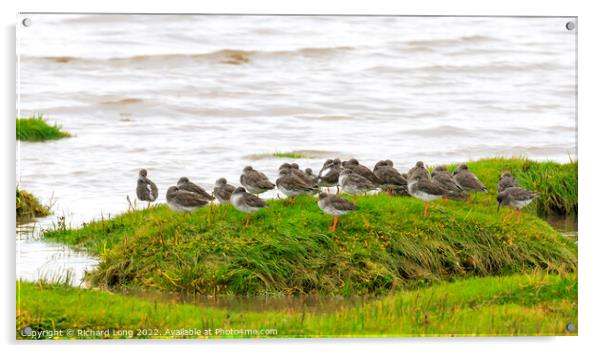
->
(16, 14, 577, 339)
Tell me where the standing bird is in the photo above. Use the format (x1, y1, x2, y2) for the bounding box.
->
(276, 168, 318, 204)
(408, 161, 430, 180)
(339, 169, 377, 205)
(213, 177, 236, 204)
(432, 166, 466, 204)
(317, 158, 342, 193)
(497, 187, 539, 223)
(317, 192, 358, 231)
(136, 169, 159, 208)
(408, 173, 444, 216)
(342, 158, 382, 186)
(240, 166, 275, 195)
(453, 164, 488, 200)
(498, 172, 520, 193)
(177, 177, 215, 201)
(373, 160, 406, 196)
(166, 186, 209, 213)
(230, 186, 268, 227)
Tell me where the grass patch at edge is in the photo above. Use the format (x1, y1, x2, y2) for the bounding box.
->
(17, 115, 71, 142)
(16, 272, 577, 338)
(16, 187, 50, 222)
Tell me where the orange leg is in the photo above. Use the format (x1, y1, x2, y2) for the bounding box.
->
(353, 194, 357, 205)
(517, 209, 523, 224)
(387, 189, 393, 197)
(336, 186, 340, 195)
(442, 195, 447, 206)
(329, 216, 339, 231)
(423, 202, 429, 217)
(290, 196, 295, 205)
(245, 213, 251, 227)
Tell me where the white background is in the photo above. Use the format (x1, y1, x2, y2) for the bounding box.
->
(1, 0, 600, 352)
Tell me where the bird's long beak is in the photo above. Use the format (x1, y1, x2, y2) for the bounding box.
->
(497, 202, 501, 213)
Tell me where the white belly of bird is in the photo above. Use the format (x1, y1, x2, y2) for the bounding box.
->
(512, 199, 533, 209)
(231, 193, 259, 213)
(167, 200, 199, 213)
(340, 177, 365, 195)
(216, 195, 230, 204)
(340, 184, 357, 195)
(277, 184, 306, 197)
(241, 182, 264, 195)
(412, 191, 441, 202)
(318, 199, 350, 216)
(408, 183, 441, 202)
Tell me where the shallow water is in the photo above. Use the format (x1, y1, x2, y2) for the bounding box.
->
(16, 15, 577, 286)
(117, 287, 378, 313)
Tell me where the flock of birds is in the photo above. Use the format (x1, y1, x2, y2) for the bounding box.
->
(136, 158, 539, 231)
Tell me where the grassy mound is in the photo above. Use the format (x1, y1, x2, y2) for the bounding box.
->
(16, 187, 50, 222)
(44, 187, 577, 295)
(445, 158, 577, 216)
(16, 115, 70, 142)
(16, 272, 577, 338)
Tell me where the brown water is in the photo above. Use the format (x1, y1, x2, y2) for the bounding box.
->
(117, 288, 378, 313)
(545, 214, 578, 240)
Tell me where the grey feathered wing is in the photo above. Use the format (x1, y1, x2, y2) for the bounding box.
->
(242, 193, 267, 208)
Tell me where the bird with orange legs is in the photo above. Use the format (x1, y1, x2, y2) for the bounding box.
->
(497, 186, 539, 223)
(276, 167, 318, 205)
(407, 173, 444, 216)
(453, 164, 488, 201)
(317, 192, 358, 231)
(431, 166, 466, 205)
(339, 168, 377, 205)
(230, 187, 268, 227)
(373, 160, 407, 196)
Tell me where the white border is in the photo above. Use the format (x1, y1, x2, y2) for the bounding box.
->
(3, 1, 600, 352)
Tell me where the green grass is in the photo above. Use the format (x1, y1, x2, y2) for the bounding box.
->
(43, 157, 577, 296)
(16, 187, 50, 222)
(272, 151, 305, 159)
(443, 157, 577, 216)
(16, 272, 577, 338)
(16, 115, 71, 142)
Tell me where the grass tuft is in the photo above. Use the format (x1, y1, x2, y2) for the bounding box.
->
(272, 151, 305, 159)
(16, 187, 50, 222)
(16, 115, 71, 142)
